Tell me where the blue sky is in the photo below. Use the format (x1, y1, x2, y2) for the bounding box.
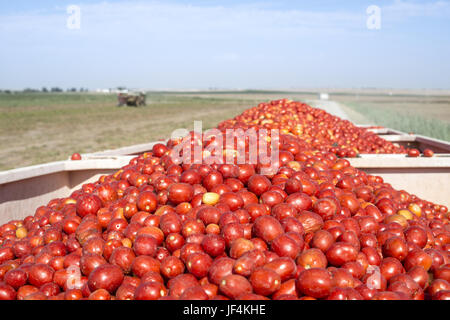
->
(0, 0, 449, 90)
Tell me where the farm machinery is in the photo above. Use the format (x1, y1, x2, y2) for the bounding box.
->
(117, 91, 146, 107)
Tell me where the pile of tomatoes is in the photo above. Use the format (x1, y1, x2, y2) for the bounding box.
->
(218, 99, 411, 157)
(0, 100, 448, 300)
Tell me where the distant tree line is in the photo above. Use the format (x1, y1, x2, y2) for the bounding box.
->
(0, 87, 90, 93)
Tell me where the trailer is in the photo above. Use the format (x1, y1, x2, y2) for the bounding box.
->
(1, 128, 449, 224)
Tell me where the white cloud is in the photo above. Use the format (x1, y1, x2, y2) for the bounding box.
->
(1, 1, 449, 44)
(0, 1, 365, 42)
(383, 0, 450, 18)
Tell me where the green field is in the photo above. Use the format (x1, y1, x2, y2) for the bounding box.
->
(332, 93, 450, 141)
(0, 93, 263, 171)
(0, 90, 449, 171)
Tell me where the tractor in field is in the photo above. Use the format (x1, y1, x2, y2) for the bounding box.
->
(117, 92, 146, 107)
